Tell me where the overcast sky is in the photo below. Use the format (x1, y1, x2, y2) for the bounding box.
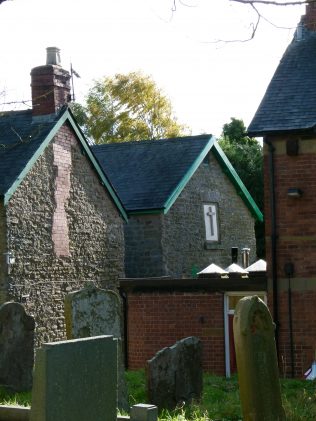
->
(0, 0, 305, 137)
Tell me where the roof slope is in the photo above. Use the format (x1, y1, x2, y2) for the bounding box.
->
(92, 135, 263, 221)
(93, 135, 213, 212)
(248, 31, 316, 136)
(0, 109, 58, 197)
(0, 107, 127, 220)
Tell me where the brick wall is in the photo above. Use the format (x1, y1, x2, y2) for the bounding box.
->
(126, 291, 225, 375)
(264, 136, 316, 377)
(5, 121, 124, 346)
(31, 65, 71, 116)
(124, 151, 257, 278)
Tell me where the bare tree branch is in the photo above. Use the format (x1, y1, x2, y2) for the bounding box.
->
(170, 0, 306, 43)
(230, 0, 316, 5)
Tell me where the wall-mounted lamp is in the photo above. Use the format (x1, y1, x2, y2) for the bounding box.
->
(4, 251, 15, 265)
(287, 188, 303, 198)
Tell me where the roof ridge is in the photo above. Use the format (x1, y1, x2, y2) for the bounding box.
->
(93, 134, 213, 149)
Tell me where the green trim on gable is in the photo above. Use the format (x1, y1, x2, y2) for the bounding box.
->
(163, 136, 216, 213)
(4, 114, 66, 206)
(66, 111, 128, 221)
(4, 109, 128, 222)
(212, 142, 263, 222)
(149, 135, 262, 222)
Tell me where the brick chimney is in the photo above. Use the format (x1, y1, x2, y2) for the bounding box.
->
(304, 2, 316, 31)
(31, 47, 71, 116)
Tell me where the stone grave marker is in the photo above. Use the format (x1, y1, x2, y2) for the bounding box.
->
(64, 285, 128, 410)
(0, 302, 35, 391)
(147, 336, 202, 410)
(30, 335, 118, 421)
(233, 295, 286, 420)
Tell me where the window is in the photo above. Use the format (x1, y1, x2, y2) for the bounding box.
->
(203, 203, 219, 242)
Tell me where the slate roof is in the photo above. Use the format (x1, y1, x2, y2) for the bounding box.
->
(92, 135, 263, 221)
(0, 107, 127, 219)
(248, 30, 316, 136)
(0, 109, 59, 197)
(93, 135, 212, 212)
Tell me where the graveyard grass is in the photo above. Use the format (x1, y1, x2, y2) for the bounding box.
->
(1, 371, 316, 420)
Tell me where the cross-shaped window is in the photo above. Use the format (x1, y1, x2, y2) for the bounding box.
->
(203, 204, 219, 242)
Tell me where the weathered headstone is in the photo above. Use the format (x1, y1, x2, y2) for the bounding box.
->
(0, 302, 35, 391)
(233, 296, 286, 421)
(147, 336, 202, 410)
(64, 286, 128, 410)
(30, 335, 118, 421)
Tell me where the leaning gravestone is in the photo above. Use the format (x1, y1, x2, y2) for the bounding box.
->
(30, 335, 118, 421)
(0, 302, 35, 391)
(147, 336, 202, 410)
(64, 286, 128, 411)
(233, 296, 286, 421)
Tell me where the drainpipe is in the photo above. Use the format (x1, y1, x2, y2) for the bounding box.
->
(120, 289, 129, 369)
(264, 138, 279, 355)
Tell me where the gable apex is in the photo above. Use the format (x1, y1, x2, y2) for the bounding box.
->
(0, 107, 127, 221)
(93, 135, 262, 222)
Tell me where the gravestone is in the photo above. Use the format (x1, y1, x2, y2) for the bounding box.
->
(64, 286, 128, 410)
(30, 335, 117, 421)
(147, 336, 202, 410)
(233, 296, 286, 420)
(0, 302, 35, 391)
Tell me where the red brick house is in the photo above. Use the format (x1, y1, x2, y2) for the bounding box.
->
(0, 48, 127, 346)
(248, 4, 316, 377)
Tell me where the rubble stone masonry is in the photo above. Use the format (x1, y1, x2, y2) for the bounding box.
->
(4, 122, 124, 346)
(125, 152, 256, 278)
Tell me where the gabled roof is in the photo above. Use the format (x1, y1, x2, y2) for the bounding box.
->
(0, 107, 127, 220)
(92, 135, 263, 221)
(248, 30, 316, 136)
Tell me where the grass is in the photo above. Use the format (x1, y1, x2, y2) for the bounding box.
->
(1, 371, 316, 420)
(126, 370, 316, 421)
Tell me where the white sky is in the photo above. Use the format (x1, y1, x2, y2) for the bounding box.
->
(0, 0, 305, 137)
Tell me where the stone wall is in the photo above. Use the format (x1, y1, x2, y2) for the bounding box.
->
(124, 215, 163, 278)
(0, 202, 8, 303)
(162, 152, 256, 277)
(4, 122, 124, 346)
(125, 151, 256, 278)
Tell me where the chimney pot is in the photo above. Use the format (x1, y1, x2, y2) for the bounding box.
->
(46, 47, 61, 66)
(241, 248, 250, 269)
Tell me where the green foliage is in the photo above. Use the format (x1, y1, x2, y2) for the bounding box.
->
(124, 370, 316, 420)
(219, 117, 264, 257)
(72, 72, 187, 144)
(0, 386, 31, 407)
(126, 369, 147, 405)
(2, 370, 316, 420)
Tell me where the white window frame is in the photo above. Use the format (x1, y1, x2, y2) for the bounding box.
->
(224, 292, 267, 377)
(203, 203, 219, 242)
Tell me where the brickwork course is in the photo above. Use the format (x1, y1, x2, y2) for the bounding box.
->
(248, 4, 316, 377)
(127, 292, 225, 374)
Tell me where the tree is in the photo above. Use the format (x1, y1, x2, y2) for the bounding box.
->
(72, 72, 187, 144)
(218, 117, 264, 256)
